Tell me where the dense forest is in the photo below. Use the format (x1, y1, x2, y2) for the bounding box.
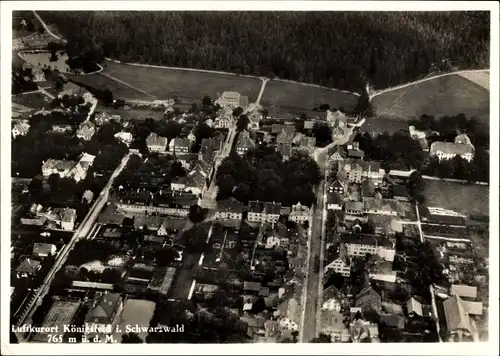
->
(39, 11, 490, 91)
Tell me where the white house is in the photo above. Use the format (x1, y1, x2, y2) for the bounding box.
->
(12, 121, 30, 139)
(146, 133, 168, 153)
(277, 298, 301, 332)
(343, 233, 395, 262)
(215, 91, 242, 108)
(430, 141, 475, 162)
(324, 244, 351, 277)
(322, 285, 344, 312)
(289, 202, 310, 223)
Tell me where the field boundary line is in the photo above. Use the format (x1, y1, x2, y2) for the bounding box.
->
(271, 78, 361, 96)
(98, 72, 155, 98)
(422, 175, 489, 186)
(370, 69, 490, 100)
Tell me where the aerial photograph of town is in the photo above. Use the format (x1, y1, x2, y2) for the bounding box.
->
(4, 4, 497, 352)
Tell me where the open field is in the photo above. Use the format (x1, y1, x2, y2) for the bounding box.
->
(457, 71, 490, 90)
(424, 180, 489, 217)
(371, 74, 490, 127)
(67, 73, 153, 101)
(261, 80, 359, 118)
(360, 116, 410, 136)
(12, 92, 50, 118)
(101, 60, 263, 102)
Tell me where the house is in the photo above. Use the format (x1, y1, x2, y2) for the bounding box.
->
(327, 191, 343, 211)
(235, 130, 255, 156)
(345, 201, 364, 216)
(76, 121, 96, 141)
(299, 136, 316, 151)
(288, 202, 310, 223)
(82, 190, 94, 203)
(276, 128, 295, 145)
(442, 294, 475, 341)
(324, 244, 351, 277)
(215, 110, 234, 129)
(360, 161, 383, 180)
(347, 142, 364, 159)
(343, 161, 363, 183)
(58, 82, 85, 98)
(330, 178, 345, 194)
(430, 141, 475, 162)
(185, 165, 207, 196)
(276, 143, 292, 161)
(169, 137, 191, 155)
(406, 297, 435, 318)
(342, 233, 396, 262)
(58, 208, 77, 230)
(277, 298, 301, 331)
(215, 91, 242, 107)
(367, 259, 397, 283)
(450, 284, 477, 300)
(25, 204, 77, 231)
(187, 130, 196, 143)
(215, 197, 244, 221)
(355, 286, 382, 318)
(12, 121, 30, 138)
(326, 109, 348, 127)
(320, 310, 350, 342)
(350, 318, 379, 343)
(15, 258, 42, 278)
(248, 111, 261, 131)
(170, 177, 187, 192)
(146, 132, 167, 153)
(363, 197, 405, 217)
(114, 132, 133, 146)
(84, 293, 124, 333)
(329, 147, 346, 164)
(42, 159, 77, 178)
(455, 133, 473, 146)
(32, 243, 57, 258)
(243, 281, 262, 296)
(322, 285, 344, 312)
(51, 124, 73, 134)
(247, 201, 282, 223)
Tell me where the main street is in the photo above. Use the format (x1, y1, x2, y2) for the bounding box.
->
(15, 152, 134, 334)
(299, 151, 328, 342)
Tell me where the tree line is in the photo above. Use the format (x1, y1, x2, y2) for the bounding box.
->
(40, 11, 489, 91)
(216, 146, 321, 206)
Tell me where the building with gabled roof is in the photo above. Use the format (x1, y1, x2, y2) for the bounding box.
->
(146, 132, 167, 153)
(276, 143, 292, 161)
(355, 286, 382, 318)
(84, 293, 123, 332)
(342, 232, 395, 262)
(248, 200, 281, 223)
(235, 130, 255, 156)
(12, 121, 30, 139)
(32, 243, 57, 258)
(277, 297, 301, 332)
(442, 294, 474, 341)
(169, 137, 191, 155)
(114, 131, 133, 147)
(430, 141, 474, 162)
(324, 244, 351, 277)
(185, 164, 207, 196)
(76, 120, 96, 141)
(215, 197, 244, 221)
(322, 285, 345, 312)
(288, 202, 310, 223)
(450, 284, 478, 300)
(15, 258, 42, 278)
(320, 310, 350, 342)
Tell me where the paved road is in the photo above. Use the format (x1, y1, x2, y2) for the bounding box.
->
(15, 152, 134, 332)
(300, 153, 327, 342)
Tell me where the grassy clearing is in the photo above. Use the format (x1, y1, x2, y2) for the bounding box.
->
(68, 73, 152, 101)
(12, 92, 50, 112)
(423, 180, 489, 217)
(102, 60, 263, 102)
(371, 74, 490, 127)
(261, 80, 359, 117)
(96, 103, 166, 121)
(457, 71, 490, 91)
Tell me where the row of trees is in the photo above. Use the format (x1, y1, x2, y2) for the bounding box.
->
(41, 11, 489, 91)
(12, 63, 38, 94)
(410, 113, 489, 149)
(216, 146, 320, 206)
(354, 131, 425, 170)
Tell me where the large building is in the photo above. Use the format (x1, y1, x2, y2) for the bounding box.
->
(342, 233, 396, 262)
(247, 201, 282, 223)
(41, 152, 96, 183)
(430, 134, 475, 162)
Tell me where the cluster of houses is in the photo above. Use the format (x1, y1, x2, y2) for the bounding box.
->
(21, 203, 77, 231)
(234, 122, 318, 161)
(41, 152, 96, 183)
